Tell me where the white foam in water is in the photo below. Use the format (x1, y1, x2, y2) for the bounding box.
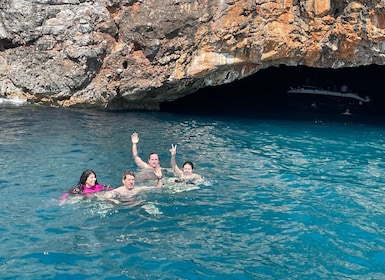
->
(162, 177, 217, 193)
(168, 183, 200, 193)
(0, 97, 28, 105)
(141, 202, 163, 215)
(91, 201, 119, 217)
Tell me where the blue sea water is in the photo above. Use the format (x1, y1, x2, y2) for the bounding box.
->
(1, 104, 385, 279)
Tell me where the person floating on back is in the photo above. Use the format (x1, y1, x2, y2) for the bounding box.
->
(169, 144, 203, 184)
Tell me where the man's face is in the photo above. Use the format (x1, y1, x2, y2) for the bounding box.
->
(123, 175, 135, 189)
(148, 154, 159, 168)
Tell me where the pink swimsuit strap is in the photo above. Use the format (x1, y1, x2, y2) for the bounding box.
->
(61, 184, 113, 203)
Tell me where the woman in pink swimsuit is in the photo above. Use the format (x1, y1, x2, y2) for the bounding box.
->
(60, 169, 113, 204)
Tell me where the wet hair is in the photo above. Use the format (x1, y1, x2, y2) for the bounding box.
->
(183, 161, 194, 170)
(68, 169, 98, 194)
(122, 170, 135, 180)
(148, 152, 159, 160)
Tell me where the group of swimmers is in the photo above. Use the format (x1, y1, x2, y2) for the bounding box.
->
(60, 132, 203, 205)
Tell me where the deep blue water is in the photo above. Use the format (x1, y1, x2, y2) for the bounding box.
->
(1, 104, 385, 279)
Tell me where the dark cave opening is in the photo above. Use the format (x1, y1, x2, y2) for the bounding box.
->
(160, 65, 385, 120)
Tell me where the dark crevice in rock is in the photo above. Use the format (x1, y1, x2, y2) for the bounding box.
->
(105, 4, 121, 42)
(331, 0, 348, 18)
(86, 56, 101, 74)
(0, 38, 21, 50)
(133, 41, 143, 51)
(165, 29, 180, 39)
(106, 4, 120, 15)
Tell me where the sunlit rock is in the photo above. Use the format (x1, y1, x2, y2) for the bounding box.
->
(0, 0, 384, 110)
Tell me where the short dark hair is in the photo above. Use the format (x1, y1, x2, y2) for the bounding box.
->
(122, 170, 135, 180)
(148, 152, 159, 159)
(183, 161, 194, 170)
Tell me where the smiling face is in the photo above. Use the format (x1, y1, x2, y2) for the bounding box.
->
(85, 173, 97, 188)
(183, 162, 193, 175)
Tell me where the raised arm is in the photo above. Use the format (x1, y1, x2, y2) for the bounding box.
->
(169, 144, 183, 175)
(131, 132, 148, 168)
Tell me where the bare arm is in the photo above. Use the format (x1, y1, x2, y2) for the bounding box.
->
(136, 166, 162, 189)
(155, 178, 162, 188)
(169, 144, 183, 175)
(131, 132, 149, 168)
(154, 165, 163, 188)
(96, 189, 122, 204)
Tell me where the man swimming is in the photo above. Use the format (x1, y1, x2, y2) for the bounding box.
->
(131, 132, 163, 182)
(101, 170, 162, 204)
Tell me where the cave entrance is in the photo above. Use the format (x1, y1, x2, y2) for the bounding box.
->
(160, 65, 385, 118)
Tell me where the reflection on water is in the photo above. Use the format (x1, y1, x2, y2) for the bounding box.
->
(1, 105, 385, 279)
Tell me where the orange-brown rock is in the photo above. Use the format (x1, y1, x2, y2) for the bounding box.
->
(0, 0, 384, 110)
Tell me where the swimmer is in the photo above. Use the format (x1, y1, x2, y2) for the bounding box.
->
(131, 132, 163, 182)
(101, 169, 162, 204)
(60, 169, 113, 205)
(169, 144, 203, 184)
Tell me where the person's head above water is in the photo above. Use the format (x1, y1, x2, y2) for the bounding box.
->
(78, 169, 99, 188)
(131, 132, 161, 170)
(182, 161, 194, 175)
(148, 152, 160, 168)
(65, 169, 100, 195)
(122, 170, 136, 189)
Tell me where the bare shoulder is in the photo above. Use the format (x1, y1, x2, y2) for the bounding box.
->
(178, 173, 203, 184)
(193, 173, 203, 183)
(112, 186, 125, 193)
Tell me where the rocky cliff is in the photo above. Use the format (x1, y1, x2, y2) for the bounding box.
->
(1, 0, 384, 110)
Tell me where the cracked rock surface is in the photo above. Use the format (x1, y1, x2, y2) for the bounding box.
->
(1, 0, 384, 110)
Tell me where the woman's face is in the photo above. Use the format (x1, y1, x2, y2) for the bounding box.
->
(85, 173, 97, 188)
(183, 164, 193, 175)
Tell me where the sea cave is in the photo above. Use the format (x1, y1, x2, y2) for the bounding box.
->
(160, 65, 385, 120)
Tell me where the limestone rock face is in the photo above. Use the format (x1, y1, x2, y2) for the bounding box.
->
(0, 0, 384, 109)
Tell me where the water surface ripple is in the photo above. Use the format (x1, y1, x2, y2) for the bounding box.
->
(0, 106, 385, 279)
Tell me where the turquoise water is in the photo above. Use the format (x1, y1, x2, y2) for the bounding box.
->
(1, 104, 385, 279)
